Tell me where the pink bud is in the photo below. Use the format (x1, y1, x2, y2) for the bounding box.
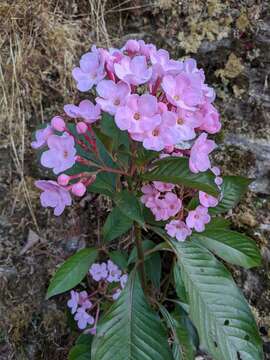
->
(76, 122, 88, 134)
(71, 182, 86, 197)
(57, 174, 70, 186)
(51, 116, 66, 131)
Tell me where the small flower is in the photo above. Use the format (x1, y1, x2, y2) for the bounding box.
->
(198, 102, 221, 134)
(186, 205, 211, 232)
(112, 288, 122, 300)
(31, 125, 53, 149)
(67, 290, 79, 314)
(89, 262, 108, 282)
(114, 55, 152, 85)
(78, 291, 92, 310)
(153, 181, 174, 192)
(189, 132, 216, 173)
(141, 184, 159, 208)
(107, 260, 122, 283)
(64, 100, 101, 124)
(115, 94, 161, 134)
(165, 220, 192, 242)
(40, 133, 76, 175)
(162, 72, 203, 110)
(164, 192, 182, 218)
(35, 180, 72, 216)
(72, 46, 106, 92)
(96, 80, 130, 115)
(199, 191, 219, 208)
(74, 307, 95, 330)
(120, 274, 128, 289)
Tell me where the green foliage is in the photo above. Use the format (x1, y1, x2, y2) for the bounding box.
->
(103, 207, 133, 242)
(142, 157, 219, 197)
(210, 176, 253, 214)
(192, 228, 261, 269)
(128, 239, 161, 288)
(91, 274, 173, 360)
(114, 190, 145, 227)
(109, 250, 128, 270)
(46, 248, 97, 299)
(171, 239, 263, 360)
(88, 172, 116, 197)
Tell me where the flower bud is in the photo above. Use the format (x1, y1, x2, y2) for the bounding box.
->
(71, 182, 86, 197)
(76, 121, 88, 134)
(51, 116, 66, 132)
(57, 174, 70, 186)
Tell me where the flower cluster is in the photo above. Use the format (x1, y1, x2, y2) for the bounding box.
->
(67, 260, 128, 331)
(141, 167, 222, 241)
(33, 39, 222, 240)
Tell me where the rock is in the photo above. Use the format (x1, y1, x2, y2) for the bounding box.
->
(224, 134, 270, 194)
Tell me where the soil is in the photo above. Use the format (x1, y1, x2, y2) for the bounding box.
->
(0, 1, 269, 359)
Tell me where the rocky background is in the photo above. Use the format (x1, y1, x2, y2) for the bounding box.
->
(0, 1, 269, 359)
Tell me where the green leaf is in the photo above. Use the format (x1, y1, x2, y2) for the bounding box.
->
(173, 262, 189, 304)
(210, 176, 253, 214)
(114, 190, 145, 227)
(128, 240, 161, 288)
(76, 333, 93, 346)
(170, 239, 263, 360)
(68, 344, 91, 360)
(142, 157, 219, 197)
(109, 250, 128, 270)
(91, 274, 173, 360)
(204, 217, 231, 230)
(103, 207, 133, 242)
(192, 229, 261, 269)
(172, 305, 199, 360)
(135, 146, 159, 166)
(100, 112, 129, 151)
(159, 305, 184, 360)
(46, 248, 97, 299)
(88, 172, 116, 197)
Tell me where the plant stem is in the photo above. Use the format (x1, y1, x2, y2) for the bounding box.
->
(134, 224, 147, 294)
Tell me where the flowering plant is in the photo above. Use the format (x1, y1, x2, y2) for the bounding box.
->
(33, 40, 263, 359)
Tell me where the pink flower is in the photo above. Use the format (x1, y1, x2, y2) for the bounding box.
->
(74, 308, 95, 330)
(165, 192, 182, 217)
(51, 116, 66, 132)
(199, 191, 219, 208)
(151, 197, 169, 221)
(138, 40, 156, 59)
(162, 72, 203, 110)
(186, 205, 211, 232)
(78, 291, 92, 310)
(198, 103, 221, 134)
(141, 184, 159, 208)
(64, 100, 101, 124)
(173, 108, 200, 142)
(189, 132, 216, 173)
(102, 48, 124, 73)
(150, 49, 183, 78)
(153, 181, 174, 192)
(107, 260, 122, 283)
(35, 180, 72, 216)
(122, 39, 140, 54)
(89, 262, 108, 281)
(142, 110, 177, 151)
(96, 80, 130, 115)
(115, 94, 161, 134)
(72, 46, 106, 91)
(165, 220, 192, 241)
(114, 55, 152, 85)
(41, 133, 76, 174)
(31, 125, 53, 149)
(67, 290, 79, 314)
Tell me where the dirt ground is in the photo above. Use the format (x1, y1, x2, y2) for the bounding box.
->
(0, 1, 269, 359)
